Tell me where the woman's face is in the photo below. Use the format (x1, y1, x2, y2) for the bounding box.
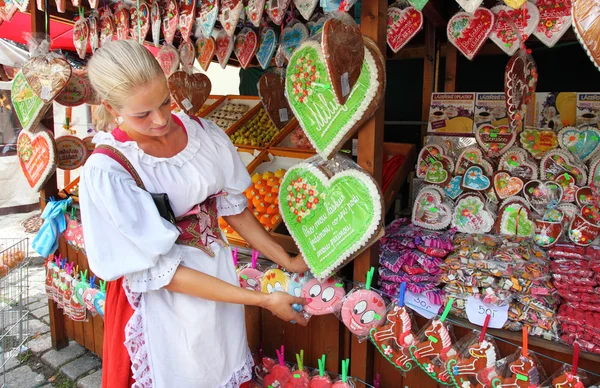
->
(108, 77, 173, 137)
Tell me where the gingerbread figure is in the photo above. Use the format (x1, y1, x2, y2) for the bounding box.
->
(448, 340, 498, 388)
(370, 304, 415, 372)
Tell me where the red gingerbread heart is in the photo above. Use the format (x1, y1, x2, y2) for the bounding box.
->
(129, 3, 150, 43)
(215, 29, 234, 69)
(179, 0, 196, 42)
(157, 45, 180, 76)
(162, 0, 179, 45)
(73, 18, 89, 60)
(447, 8, 494, 60)
(233, 28, 258, 69)
(387, 6, 423, 54)
(114, 5, 130, 40)
(17, 129, 57, 192)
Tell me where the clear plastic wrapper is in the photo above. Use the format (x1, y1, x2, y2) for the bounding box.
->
(309, 354, 333, 388)
(412, 186, 454, 231)
(568, 213, 600, 246)
(379, 280, 440, 296)
(566, 301, 600, 313)
(301, 276, 345, 316)
(331, 359, 356, 388)
(379, 267, 439, 284)
(485, 348, 546, 387)
(445, 330, 500, 388)
(540, 363, 591, 388)
(261, 266, 290, 294)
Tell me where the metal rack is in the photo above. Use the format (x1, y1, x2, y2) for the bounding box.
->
(0, 238, 30, 387)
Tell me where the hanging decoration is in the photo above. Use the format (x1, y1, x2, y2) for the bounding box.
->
(246, 0, 265, 27)
(151, 0, 161, 47)
(267, 0, 290, 26)
(178, 41, 196, 74)
(532, 0, 572, 48)
(130, 3, 150, 43)
(88, 12, 100, 52)
(219, 0, 243, 37)
(387, 6, 423, 54)
(281, 21, 309, 60)
(17, 129, 58, 192)
(256, 27, 277, 70)
(99, 8, 115, 47)
(258, 72, 294, 130)
(162, 0, 179, 45)
(293, 0, 318, 21)
(156, 44, 180, 76)
(504, 48, 538, 131)
(234, 27, 258, 69)
(168, 71, 211, 115)
(114, 4, 130, 41)
(572, 0, 600, 71)
(489, 2, 539, 56)
(196, 35, 216, 72)
(215, 28, 234, 69)
(446, 7, 494, 60)
(56, 135, 88, 170)
(73, 17, 89, 60)
(197, 0, 219, 38)
(179, 0, 196, 42)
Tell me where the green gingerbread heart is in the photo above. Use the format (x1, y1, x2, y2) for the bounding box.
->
(279, 162, 382, 280)
(425, 161, 448, 184)
(286, 41, 384, 158)
(11, 72, 49, 132)
(500, 204, 534, 237)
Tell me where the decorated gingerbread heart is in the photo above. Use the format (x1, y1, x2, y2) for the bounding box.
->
(341, 288, 386, 337)
(151, 0, 161, 47)
(258, 73, 294, 130)
(540, 150, 587, 186)
(493, 171, 524, 200)
(301, 277, 346, 315)
(505, 49, 538, 131)
(256, 27, 277, 70)
(219, 0, 242, 37)
(267, 0, 290, 25)
(285, 39, 384, 158)
(73, 18, 89, 60)
(456, 0, 483, 13)
(294, 0, 318, 21)
(178, 41, 195, 74)
(88, 12, 99, 53)
(454, 147, 493, 176)
(576, 187, 595, 208)
(417, 144, 446, 178)
(99, 9, 115, 47)
(554, 173, 578, 203)
(197, 0, 219, 38)
(533, 0, 572, 48)
(387, 6, 423, 54)
(443, 176, 463, 200)
(581, 204, 600, 226)
(412, 187, 453, 230)
(282, 22, 309, 60)
(130, 3, 150, 43)
(520, 128, 558, 159)
(196, 36, 216, 72)
(569, 213, 600, 246)
(307, 15, 327, 36)
(162, 0, 179, 45)
(55, 70, 91, 107)
(475, 124, 516, 158)
(11, 72, 49, 132)
(452, 195, 494, 234)
(447, 7, 494, 61)
(589, 157, 600, 188)
(156, 45, 180, 76)
(216, 29, 234, 69)
(523, 180, 563, 215)
(17, 129, 57, 192)
(246, 0, 265, 27)
(498, 147, 538, 180)
(490, 3, 540, 56)
(114, 5, 130, 41)
(496, 199, 535, 237)
(558, 126, 600, 162)
(425, 161, 450, 186)
(179, 0, 195, 41)
(573, 0, 600, 71)
(22, 56, 72, 104)
(462, 165, 491, 192)
(322, 17, 364, 105)
(534, 218, 563, 247)
(234, 28, 258, 69)
(168, 72, 211, 115)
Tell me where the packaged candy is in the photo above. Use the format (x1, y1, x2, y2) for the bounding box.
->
(238, 250, 264, 292)
(261, 266, 290, 294)
(309, 354, 333, 388)
(331, 359, 355, 388)
(446, 330, 500, 388)
(301, 276, 345, 316)
(263, 346, 293, 387)
(288, 351, 310, 388)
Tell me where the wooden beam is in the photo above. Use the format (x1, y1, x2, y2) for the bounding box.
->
(444, 45, 458, 92)
(420, 20, 437, 144)
(421, 0, 447, 29)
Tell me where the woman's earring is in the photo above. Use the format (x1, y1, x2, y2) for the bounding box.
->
(115, 117, 124, 125)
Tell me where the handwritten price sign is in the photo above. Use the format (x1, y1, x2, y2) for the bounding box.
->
(405, 290, 442, 319)
(466, 297, 508, 329)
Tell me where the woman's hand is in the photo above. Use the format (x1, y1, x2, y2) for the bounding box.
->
(283, 253, 310, 273)
(263, 292, 310, 326)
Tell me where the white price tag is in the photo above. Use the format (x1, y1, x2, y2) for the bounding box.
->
(279, 108, 289, 122)
(405, 290, 442, 319)
(341, 72, 350, 97)
(181, 98, 193, 111)
(466, 297, 508, 329)
(41, 85, 51, 101)
(352, 139, 358, 156)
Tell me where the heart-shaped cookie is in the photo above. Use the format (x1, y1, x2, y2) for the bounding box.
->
(17, 129, 57, 192)
(196, 35, 216, 72)
(447, 7, 494, 60)
(490, 3, 540, 56)
(498, 147, 538, 180)
(554, 173, 578, 203)
(307, 15, 327, 36)
(533, 0, 572, 48)
(454, 146, 493, 176)
(282, 22, 309, 60)
(11, 72, 50, 132)
(589, 157, 600, 188)
(151, 1, 161, 47)
(179, 0, 195, 41)
(114, 5, 130, 41)
(56, 135, 88, 170)
(424, 161, 449, 185)
(576, 187, 595, 208)
(286, 39, 384, 158)
(462, 165, 491, 192)
(55, 70, 91, 107)
(476, 124, 516, 158)
(279, 160, 382, 280)
(541, 150, 587, 185)
(293, 0, 318, 21)
(267, 0, 290, 25)
(198, 0, 219, 38)
(168, 72, 211, 115)
(520, 128, 558, 159)
(505, 50, 537, 131)
(258, 73, 294, 130)
(582, 204, 600, 226)
(573, 0, 600, 71)
(497, 201, 534, 237)
(569, 214, 600, 246)
(322, 17, 365, 105)
(220, 0, 242, 37)
(162, 0, 179, 45)
(455, 0, 483, 14)
(256, 27, 277, 70)
(178, 41, 196, 74)
(88, 13, 99, 52)
(558, 126, 600, 162)
(417, 144, 446, 178)
(99, 10, 115, 47)
(234, 28, 258, 69)
(523, 180, 563, 215)
(443, 175, 463, 200)
(493, 171, 523, 199)
(73, 18, 89, 60)
(130, 3, 150, 43)
(22, 56, 71, 104)
(387, 6, 423, 54)
(412, 187, 453, 230)
(246, 0, 265, 27)
(156, 45, 180, 76)
(452, 195, 494, 234)
(216, 29, 234, 69)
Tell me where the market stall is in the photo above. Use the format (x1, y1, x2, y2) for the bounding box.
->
(6, 0, 600, 386)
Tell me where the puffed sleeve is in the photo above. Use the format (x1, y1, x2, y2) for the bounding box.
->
(204, 120, 252, 217)
(79, 160, 184, 293)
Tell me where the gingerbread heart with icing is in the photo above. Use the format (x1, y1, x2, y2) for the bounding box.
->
(114, 5, 130, 41)
(498, 147, 538, 180)
(447, 7, 494, 61)
(157, 45, 180, 76)
(569, 213, 600, 246)
(534, 218, 563, 247)
(443, 175, 463, 200)
(533, 0, 572, 48)
(554, 173, 578, 203)
(256, 27, 278, 70)
(462, 165, 491, 192)
(246, 0, 265, 27)
(73, 18, 89, 60)
(99, 10, 115, 47)
(196, 36, 216, 72)
(496, 198, 535, 237)
(17, 129, 57, 192)
(197, 0, 219, 38)
(520, 128, 558, 159)
(168, 72, 211, 115)
(387, 6, 423, 54)
(130, 3, 150, 43)
(573, 0, 600, 71)
(455, 0, 483, 13)
(220, 0, 242, 37)
(523, 180, 563, 215)
(425, 161, 450, 186)
(476, 124, 516, 158)
(293, 0, 318, 21)
(455, 147, 493, 176)
(258, 73, 294, 130)
(234, 28, 258, 69)
(151, 1, 161, 47)
(576, 187, 595, 208)
(266, 0, 290, 25)
(493, 171, 523, 200)
(412, 187, 452, 230)
(179, 0, 196, 41)
(505, 50, 537, 131)
(558, 125, 600, 162)
(540, 150, 587, 186)
(282, 22, 309, 60)
(581, 204, 600, 226)
(589, 157, 600, 188)
(417, 144, 446, 178)
(216, 29, 234, 69)
(490, 3, 540, 56)
(22, 56, 72, 104)
(178, 41, 196, 74)
(162, 0, 179, 45)
(88, 13, 99, 52)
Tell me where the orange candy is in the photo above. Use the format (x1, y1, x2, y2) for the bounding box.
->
(259, 186, 269, 196)
(267, 177, 278, 187)
(259, 214, 271, 225)
(266, 204, 278, 215)
(264, 193, 276, 204)
(271, 185, 280, 194)
(255, 202, 267, 213)
(271, 215, 281, 225)
(252, 196, 262, 209)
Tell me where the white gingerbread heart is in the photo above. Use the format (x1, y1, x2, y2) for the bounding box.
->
(489, 2, 540, 56)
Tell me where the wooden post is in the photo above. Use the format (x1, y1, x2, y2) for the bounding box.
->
(420, 20, 437, 145)
(444, 45, 458, 92)
(351, 0, 386, 384)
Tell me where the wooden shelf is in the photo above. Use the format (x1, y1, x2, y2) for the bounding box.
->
(382, 142, 416, 213)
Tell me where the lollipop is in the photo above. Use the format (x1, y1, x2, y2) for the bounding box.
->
(302, 277, 346, 315)
(331, 359, 354, 388)
(341, 268, 386, 337)
(286, 350, 310, 387)
(309, 355, 333, 388)
(239, 250, 263, 292)
(263, 346, 293, 387)
(261, 268, 290, 294)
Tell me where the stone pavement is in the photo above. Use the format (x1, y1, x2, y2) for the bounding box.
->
(1, 212, 102, 388)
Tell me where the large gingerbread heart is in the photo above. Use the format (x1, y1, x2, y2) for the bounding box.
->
(246, 0, 265, 27)
(497, 200, 535, 237)
(215, 29, 234, 69)
(179, 0, 195, 41)
(55, 70, 91, 107)
(73, 18, 89, 60)
(99, 10, 115, 47)
(454, 147, 493, 176)
(520, 128, 558, 159)
(282, 22, 309, 60)
(256, 27, 277, 70)
(541, 150, 587, 186)
(558, 126, 600, 162)
(462, 165, 491, 192)
(197, 0, 219, 38)
(258, 73, 294, 130)
(493, 171, 524, 199)
(285, 39, 384, 158)
(151, 1, 161, 47)
(322, 17, 364, 105)
(555, 173, 579, 203)
(267, 0, 290, 25)
(234, 28, 258, 69)
(17, 129, 57, 192)
(219, 0, 242, 37)
(56, 135, 88, 170)
(498, 147, 537, 180)
(293, 0, 317, 21)
(114, 5, 130, 40)
(523, 180, 563, 215)
(22, 56, 71, 104)
(505, 50, 537, 131)
(179, 41, 196, 74)
(475, 124, 516, 158)
(157, 45, 180, 76)
(168, 72, 211, 115)
(130, 3, 150, 43)
(533, 0, 572, 48)
(573, 0, 600, 71)
(412, 187, 453, 230)
(447, 7, 494, 61)
(490, 3, 540, 56)
(11, 72, 49, 132)
(452, 194, 494, 234)
(279, 160, 382, 280)
(162, 0, 179, 45)
(196, 35, 216, 72)
(387, 6, 423, 54)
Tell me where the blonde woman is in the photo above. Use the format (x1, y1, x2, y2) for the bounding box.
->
(80, 40, 309, 388)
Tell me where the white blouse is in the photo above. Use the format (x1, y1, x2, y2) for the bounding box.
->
(79, 112, 253, 388)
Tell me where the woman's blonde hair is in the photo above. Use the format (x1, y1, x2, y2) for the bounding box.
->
(87, 40, 164, 132)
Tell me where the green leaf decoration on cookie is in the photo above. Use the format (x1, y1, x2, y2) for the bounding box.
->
(285, 41, 383, 158)
(279, 161, 382, 280)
